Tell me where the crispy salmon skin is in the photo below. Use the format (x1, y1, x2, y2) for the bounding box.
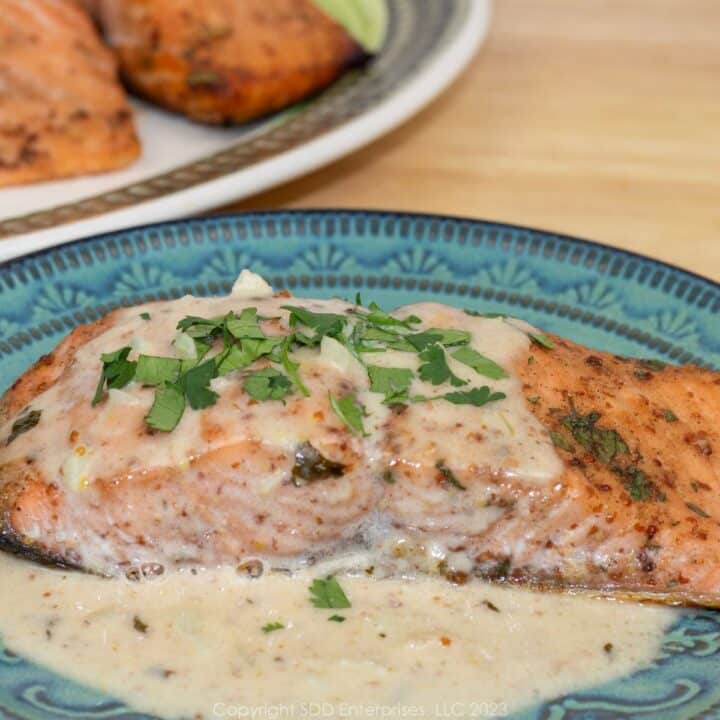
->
(95, 0, 368, 124)
(0, 0, 140, 187)
(0, 275, 718, 608)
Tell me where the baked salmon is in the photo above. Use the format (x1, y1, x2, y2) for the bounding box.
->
(94, 0, 368, 124)
(0, 271, 718, 606)
(0, 0, 140, 187)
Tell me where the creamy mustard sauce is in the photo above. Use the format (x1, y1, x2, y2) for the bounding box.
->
(0, 553, 673, 719)
(0, 271, 563, 574)
(0, 271, 558, 495)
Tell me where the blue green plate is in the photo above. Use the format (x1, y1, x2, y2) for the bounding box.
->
(0, 211, 718, 719)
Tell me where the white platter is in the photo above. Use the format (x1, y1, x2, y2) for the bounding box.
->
(0, 0, 490, 261)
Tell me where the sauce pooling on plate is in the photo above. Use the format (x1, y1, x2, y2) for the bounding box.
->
(0, 553, 673, 719)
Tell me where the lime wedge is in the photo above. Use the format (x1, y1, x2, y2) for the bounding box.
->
(312, 0, 389, 53)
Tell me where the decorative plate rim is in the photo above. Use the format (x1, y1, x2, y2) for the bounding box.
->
(4, 207, 716, 295)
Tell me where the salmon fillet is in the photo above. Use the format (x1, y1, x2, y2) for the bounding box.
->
(0, 0, 140, 187)
(0, 276, 718, 607)
(94, 0, 368, 124)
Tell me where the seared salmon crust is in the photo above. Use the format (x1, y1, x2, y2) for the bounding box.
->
(95, 0, 368, 124)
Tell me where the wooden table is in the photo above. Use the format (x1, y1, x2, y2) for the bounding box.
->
(224, 0, 720, 281)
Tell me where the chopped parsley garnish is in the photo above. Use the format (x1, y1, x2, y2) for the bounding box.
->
(436, 460, 466, 490)
(261, 622, 285, 634)
(243, 367, 293, 402)
(309, 577, 351, 609)
(686, 502, 710, 518)
(178, 359, 218, 409)
(93, 295, 512, 433)
(662, 408, 678, 423)
(424, 328, 471, 346)
(140, 312, 151, 321)
(145, 382, 185, 432)
(529, 332, 554, 350)
(279, 335, 309, 396)
(528, 395, 540, 404)
(367, 365, 413, 404)
(404, 331, 444, 352)
(283, 305, 347, 342)
(92, 347, 137, 405)
(226, 307, 266, 340)
(328, 615, 346, 623)
(329, 392, 367, 435)
(135, 355, 181, 386)
(352, 302, 420, 330)
(418, 344, 467, 387)
(6, 409, 41, 446)
(560, 402, 664, 502)
(442, 387, 506, 406)
(451, 347, 508, 380)
(615, 466, 659, 502)
(176, 314, 225, 339)
(560, 409, 628, 464)
(549, 430, 574, 452)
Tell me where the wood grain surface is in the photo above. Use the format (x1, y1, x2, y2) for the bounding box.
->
(223, 0, 720, 281)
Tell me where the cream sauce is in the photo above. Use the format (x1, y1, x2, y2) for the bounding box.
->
(0, 271, 563, 574)
(0, 553, 673, 720)
(0, 272, 559, 494)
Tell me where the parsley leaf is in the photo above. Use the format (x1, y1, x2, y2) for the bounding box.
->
(425, 328, 471, 346)
(92, 347, 137, 406)
(451, 347, 507, 380)
(549, 430, 574, 452)
(530, 332, 554, 350)
(405, 331, 444, 352)
(662, 408, 678, 423)
(216, 337, 283, 376)
(309, 577, 351, 609)
(140, 312, 151, 321)
(367, 365, 414, 404)
(145, 382, 185, 432)
(261, 622, 285, 634)
(279, 336, 309, 396)
(226, 308, 265, 340)
(135, 355, 181, 386)
(283, 306, 347, 341)
(560, 409, 628, 464)
(442, 387, 506, 406)
(243, 367, 293, 402)
(176, 315, 224, 339)
(418, 344, 467, 387)
(354, 303, 421, 330)
(328, 615, 346, 623)
(617, 466, 653, 501)
(329, 392, 367, 435)
(181, 359, 219, 410)
(436, 460, 466, 490)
